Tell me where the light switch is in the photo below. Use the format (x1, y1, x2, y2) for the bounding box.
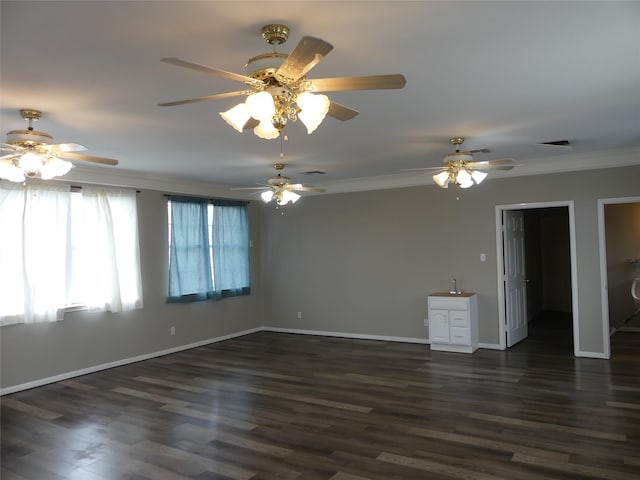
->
(480, 253, 486, 262)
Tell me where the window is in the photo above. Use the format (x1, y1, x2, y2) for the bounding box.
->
(167, 196, 250, 303)
(0, 182, 143, 325)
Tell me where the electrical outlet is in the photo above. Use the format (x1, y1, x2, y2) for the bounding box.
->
(297, 311, 302, 319)
(480, 253, 486, 262)
(170, 326, 175, 335)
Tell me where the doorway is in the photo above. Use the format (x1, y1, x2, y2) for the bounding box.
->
(496, 201, 579, 355)
(598, 196, 640, 358)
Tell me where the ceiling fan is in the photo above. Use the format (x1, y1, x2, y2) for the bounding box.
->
(1, 109, 118, 183)
(158, 24, 406, 139)
(408, 137, 515, 189)
(232, 163, 326, 206)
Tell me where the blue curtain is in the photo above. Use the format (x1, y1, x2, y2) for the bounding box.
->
(167, 196, 213, 303)
(212, 201, 251, 299)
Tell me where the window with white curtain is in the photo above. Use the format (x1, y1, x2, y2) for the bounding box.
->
(0, 182, 143, 326)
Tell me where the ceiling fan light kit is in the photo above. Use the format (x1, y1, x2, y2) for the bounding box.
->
(159, 24, 406, 140)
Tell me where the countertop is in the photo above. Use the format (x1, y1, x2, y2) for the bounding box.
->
(429, 292, 476, 297)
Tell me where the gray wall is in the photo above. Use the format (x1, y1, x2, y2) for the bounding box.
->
(260, 165, 640, 354)
(605, 202, 640, 328)
(0, 189, 264, 390)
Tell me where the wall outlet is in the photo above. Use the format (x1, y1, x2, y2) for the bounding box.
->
(170, 326, 176, 335)
(297, 311, 303, 319)
(480, 253, 486, 262)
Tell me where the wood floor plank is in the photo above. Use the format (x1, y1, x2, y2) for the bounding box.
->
(131, 439, 256, 479)
(2, 328, 640, 479)
(329, 472, 375, 480)
(1, 397, 62, 420)
(467, 411, 628, 441)
(407, 426, 571, 462)
(377, 451, 502, 480)
(512, 452, 640, 480)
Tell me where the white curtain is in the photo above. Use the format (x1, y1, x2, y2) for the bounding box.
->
(81, 187, 143, 312)
(0, 181, 70, 325)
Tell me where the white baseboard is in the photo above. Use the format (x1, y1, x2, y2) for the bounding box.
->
(263, 326, 429, 344)
(0, 327, 263, 396)
(477, 342, 502, 350)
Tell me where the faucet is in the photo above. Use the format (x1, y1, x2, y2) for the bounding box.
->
(450, 278, 460, 294)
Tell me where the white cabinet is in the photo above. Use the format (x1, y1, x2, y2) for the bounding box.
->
(428, 293, 478, 353)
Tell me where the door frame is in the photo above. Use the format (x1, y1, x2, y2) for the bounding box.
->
(495, 201, 579, 354)
(597, 195, 640, 359)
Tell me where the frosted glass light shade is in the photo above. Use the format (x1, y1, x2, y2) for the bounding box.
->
(261, 190, 274, 203)
(0, 159, 25, 182)
(40, 158, 73, 180)
(279, 190, 301, 205)
(246, 91, 275, 121)
(456, 169, 473, 187)
(254, 120, 280, 139)
(297, 92, 330, 134)
(220, 103, 251, 132)
(19, 151, 43, 174)
(471, 170, 488, 184)
(433, 170, 450, 188)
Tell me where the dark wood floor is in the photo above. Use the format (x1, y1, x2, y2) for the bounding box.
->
(2, 327, 640, 479)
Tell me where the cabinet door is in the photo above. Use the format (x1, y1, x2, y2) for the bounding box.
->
(429, 309, 450, 343)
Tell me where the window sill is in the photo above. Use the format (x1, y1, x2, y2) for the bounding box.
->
(62, 304, 89, 313)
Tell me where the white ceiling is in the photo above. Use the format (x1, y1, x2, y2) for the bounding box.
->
(2, 1, 639, 194)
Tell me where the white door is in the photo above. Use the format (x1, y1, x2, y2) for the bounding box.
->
(503, 210, 528, 347)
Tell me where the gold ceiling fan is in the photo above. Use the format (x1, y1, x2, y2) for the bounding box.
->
(1, 109, 118, 183)
(407, 137, 515, 188)
(231, 163, 325, 206)
(158, 24, 406, 139)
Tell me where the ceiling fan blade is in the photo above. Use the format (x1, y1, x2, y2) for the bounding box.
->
(468, 148, 491, 154)
(42, 143, 87, 154)
(230, 182, 271, 191)
(1, 143, 22, 152)
(401, 166, 444, 172)
(310, 74, 406, 92)
(158, 90, 249, 107)
(289, 184, 326, 193)
(1, 153, 20, 160)
(469, 159, 515, 170)
(161, 57, 262, 87)
(275, 36, 333, 83)
(57, 151, 119, 166)
(327, 101, 359, 121)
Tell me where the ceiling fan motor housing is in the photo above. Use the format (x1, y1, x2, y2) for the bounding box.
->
(7, 129, 53, 147)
